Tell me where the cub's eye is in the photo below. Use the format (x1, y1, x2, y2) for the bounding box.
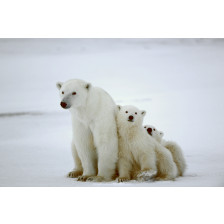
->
(72, 92, 76, 95)
(135, 112, 137, 115)
(153, 129, 155, 131)
(125, 111, 128, 113)
(144, 126, 146, 128)
(62, 91, 64, 94)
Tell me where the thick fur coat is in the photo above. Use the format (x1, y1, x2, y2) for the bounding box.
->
(117, 105, 177, 182)
(56, 79, 118, 182)
(144, 125, 186, 176)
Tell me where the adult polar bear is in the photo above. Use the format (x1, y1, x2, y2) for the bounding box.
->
(56, 79, 118, 182)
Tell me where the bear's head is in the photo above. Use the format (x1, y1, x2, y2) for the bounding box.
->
(56, 79, 91, 109)
(117, 105, 146, 128)
(144, 125, 164, 143)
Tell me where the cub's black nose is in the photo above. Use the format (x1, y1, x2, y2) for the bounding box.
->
(129, 115, 134, 120)
(60, 102, 67, 108)
(147, 128, 152, 135)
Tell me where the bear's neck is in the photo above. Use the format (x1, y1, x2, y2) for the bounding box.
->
(118, 124, 142, 141)
(70, 88, 99, 123)
(155, 136, 162, 143)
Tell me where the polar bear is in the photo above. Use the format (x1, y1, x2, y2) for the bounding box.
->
(56, 79, 118, 182)
(144, 125, 186, 176)
(116, 105, 177, 182)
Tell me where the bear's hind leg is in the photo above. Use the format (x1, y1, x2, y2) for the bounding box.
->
(137, 152, 157, 181)
(164, 141, 186, 177)
(155, 145, 177, 181)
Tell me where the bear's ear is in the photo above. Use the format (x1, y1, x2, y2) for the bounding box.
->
(85, 83, 91, 90)
(56, 82, 63, 90)
(160, 131, 164, 137)
(117, 105, 121, 110)
(141, 110, 146, 116)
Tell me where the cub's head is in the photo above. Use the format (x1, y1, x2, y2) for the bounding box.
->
(117, 105, 146, 128)
(144, 125, 164, 143)
(56, 79, 91, 109)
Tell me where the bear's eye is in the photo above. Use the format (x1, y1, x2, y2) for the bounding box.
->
(72, 92, 76, 95)
(135, 112, 137, 115)
(153, 129, 155, 131)
(144, 126, 146, 128)
(62, 91, 64, 94)
(125, 111, 128, 113)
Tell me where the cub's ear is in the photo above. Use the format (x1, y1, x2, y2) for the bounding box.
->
(56, 82, 63, 90)
(117, 105, 121, 110)
(141, 110, 146, 116)
(160, 131, 164, 137)
(85, 83, 91, 90)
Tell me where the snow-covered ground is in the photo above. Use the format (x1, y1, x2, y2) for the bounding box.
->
(0, 39, 224, 186)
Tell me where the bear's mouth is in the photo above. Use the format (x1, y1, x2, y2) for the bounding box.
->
(128, 119, 134, 122)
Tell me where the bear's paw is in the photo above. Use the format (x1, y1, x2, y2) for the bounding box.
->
(77, 175, 93, 182)
(86, 176, 105, 182)
(67, 170, 83, 178)
(137, 169, 157, 181)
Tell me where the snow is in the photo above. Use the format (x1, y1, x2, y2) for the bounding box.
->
(0, 39, 224, 186)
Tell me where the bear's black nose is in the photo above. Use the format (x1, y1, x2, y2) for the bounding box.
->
(60, 101, 67, 108)
(129, 115, 134, 120)
(147, 128, 152, 135)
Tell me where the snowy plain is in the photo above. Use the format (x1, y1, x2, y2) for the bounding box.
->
(0, 38, 224, 186)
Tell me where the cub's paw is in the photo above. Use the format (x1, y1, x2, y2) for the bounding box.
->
(86, 176, 105, 182)
(137, 170, 157, 181)
(77, 175, 92, 182)
(67, 170, 83, 178)
(118, 177, 130, 183)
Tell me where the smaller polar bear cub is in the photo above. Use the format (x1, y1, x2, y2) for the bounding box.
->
(144, 125, 186, 176)
(117, 105, 177, 182)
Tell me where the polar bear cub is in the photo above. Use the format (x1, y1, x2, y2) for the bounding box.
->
(116, 105, 177, 182)
(144, 125, 186, 176)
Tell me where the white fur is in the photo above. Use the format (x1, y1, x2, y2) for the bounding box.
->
(144, 125, 186, 176)
(117, 105, 177, 182)
(56, 79, 118, 182)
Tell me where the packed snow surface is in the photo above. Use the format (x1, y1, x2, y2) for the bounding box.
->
(0, 39, 224, 186)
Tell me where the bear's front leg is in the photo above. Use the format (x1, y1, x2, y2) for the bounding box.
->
(73, 123, 97, 182)
(76, 145, 97, 181)
(87, 125, 118, 182)
(86, 143, 118, 182)
(67, 142, 83, 178)
(117, 156, 132, 183)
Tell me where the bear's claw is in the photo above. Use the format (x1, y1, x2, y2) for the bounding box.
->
(67, 170, 83, 178)
(118, 177, 130, 183)
(77, 175, 92, 182)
